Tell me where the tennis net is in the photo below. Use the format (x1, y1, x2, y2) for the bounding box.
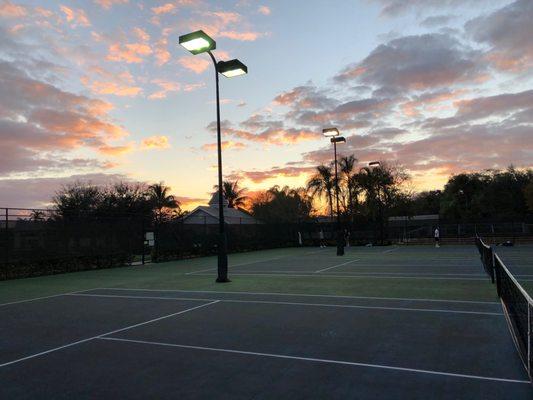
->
(475, 236, 494, 283)
(494, 253, 532, 380)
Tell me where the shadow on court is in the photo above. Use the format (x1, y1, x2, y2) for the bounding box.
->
(1, 286, 531, 399)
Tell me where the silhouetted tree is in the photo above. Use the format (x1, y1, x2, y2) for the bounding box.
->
(213, 180, 248, 209)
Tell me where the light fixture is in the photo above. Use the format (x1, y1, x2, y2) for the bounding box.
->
(322, 127, 340, 137)
(331, 136, 346, 143)
(179, 30, 216, 55)
(218, 59, 248, 78)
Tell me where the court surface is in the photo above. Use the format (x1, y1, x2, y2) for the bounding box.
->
(1, 245, 531, 399)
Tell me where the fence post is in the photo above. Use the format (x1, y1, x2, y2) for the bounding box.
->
(528, 304, 531, 379)
(4, 208, 8, 267)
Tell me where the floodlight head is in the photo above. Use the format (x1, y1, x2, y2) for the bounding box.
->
(331, 136, 346, 144)
(323, 127, 340, 137)
(179, 30, 216, 55)
(217, 59, 248, 78)
(369, 161, 381, 167)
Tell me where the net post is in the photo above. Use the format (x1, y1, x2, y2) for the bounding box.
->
(527, 303, 533, 380)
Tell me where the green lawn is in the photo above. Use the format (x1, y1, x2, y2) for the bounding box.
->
(0, 247, 499, 304)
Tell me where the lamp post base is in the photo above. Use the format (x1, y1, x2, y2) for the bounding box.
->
(336, 230, 345, 256)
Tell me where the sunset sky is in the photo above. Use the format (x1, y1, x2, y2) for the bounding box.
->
(0, 0, 532, 210)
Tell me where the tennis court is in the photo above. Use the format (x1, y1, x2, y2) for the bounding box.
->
(1, 245, 531, 399)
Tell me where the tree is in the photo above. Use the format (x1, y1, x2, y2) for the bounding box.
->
(147, 182, 181, 224)
(339, 155, 360, 218)
(525, 182, 533, 212)
(213, 180, 248, 209)
(307, 165, 335, 220)
(29, 210, 46, 222)
(53, 182, 103, 218)
(251, 186, 313, 223)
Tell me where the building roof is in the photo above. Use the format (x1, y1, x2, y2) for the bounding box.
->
(182, 192, 258, 224)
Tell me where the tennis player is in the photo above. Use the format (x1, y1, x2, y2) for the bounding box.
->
(434, 227, 440, 248)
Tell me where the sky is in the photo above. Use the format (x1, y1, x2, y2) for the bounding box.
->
(0, 0, 532, 210)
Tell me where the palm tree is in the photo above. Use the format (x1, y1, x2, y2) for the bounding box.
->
(307, 164, 335, 220)
(213, 180, 248, 209)
(147, 182, 180, 224)
(339, 155, 358, 217)
(29, 210, 46, 222)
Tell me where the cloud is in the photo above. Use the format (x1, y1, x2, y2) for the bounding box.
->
(335, 33, 486, 91)
(420, 14, 455, 28)
(0, 173, 130, 208)
(93, 0, 129, 9)
(151, 3, 175, 15)
(81, 70, 142, 97)
(454, 89, 533, 121)
(0, 1, 27, 17)
(219, 31, 263, 41)
(141, 135, 171, 149)
(371, 0, 492, 17)
(148, 79, 181, 99)
(154, 36, 171, 66)
(178, 56, 210, 74)
(258, 5, 271, 15)
(132, 27, 150, 42)
(98, 144, 134, 156)
(201, 141, 246, 151)
(59, 5, 91, 28)
(228, 166, 315, 184)
(107, 42, 152, 63)
(466, 0, 533, 72)
(0, 61, 130, 175)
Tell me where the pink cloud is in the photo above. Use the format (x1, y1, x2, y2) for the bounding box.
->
(60, 5, 91, 28)
(98, 144, 134, 156)
(154, 37, 171, 66)
(148, 79, 181, 99)
(178, 56, 210, 73)
(152, 3, 175, 15)
(258, 5, 271, 15)
(132, 27, 150, 42)
(0, 0, 27, 17)
(219, 31, 262, 41)
(201, 141, 247, 151)
(93, 0, 129, 9)
(107, 42, 152, 63)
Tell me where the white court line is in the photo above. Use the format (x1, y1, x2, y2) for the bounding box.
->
(382, 246, 399, 254)
(68, 293, 502, 316)
(98, 336, 530, 384)
(314, 259, 360, 273)
(0, 288, 99, 308)
(98, 287, 499, 305)
(185, 255, 287, 275)
(0, 300, 219, 369)
(192, 272, 494, 281)
(255, 271, 487, 277)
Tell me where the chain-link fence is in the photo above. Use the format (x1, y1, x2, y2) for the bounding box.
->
(1, 207, 532, 280)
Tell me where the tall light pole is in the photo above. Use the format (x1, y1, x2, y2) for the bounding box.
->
(179, 30, 248, 283)
(323, 128, 346, 256)
(369, 161, 383, 245)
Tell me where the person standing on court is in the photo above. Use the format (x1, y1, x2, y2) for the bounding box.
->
(319, 229, 326, 248)
(434, 226, 440, 248)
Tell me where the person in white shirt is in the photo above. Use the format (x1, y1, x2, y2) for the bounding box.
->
(434, 227, 440, 248)
(319, 229, 325, 248)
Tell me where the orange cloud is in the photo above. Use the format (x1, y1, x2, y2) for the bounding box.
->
(219, 31, 262, 41)
(154, 37, 171, 66)
(132, 27, 150, 42)
(94, 0, 129, 9)
(60, 5, 91, 28)
(0, 1, 27, 17)
(82, 79, 142, 97)
(98, 144, 134, 156)
(141, 135, 171, 149)
(258, 6, 271, 15)
(107, 42, 152, 63)
(178, 56, 210, 74)
(148, 79, 181, 99)
(152, 3, 175, 14)
(201, 141, 247, 151)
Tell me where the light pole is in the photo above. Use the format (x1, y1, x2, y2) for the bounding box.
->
(323, 128, 346, 256)
(179, 30, 248, 283)
(369, 161, 383, 245)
